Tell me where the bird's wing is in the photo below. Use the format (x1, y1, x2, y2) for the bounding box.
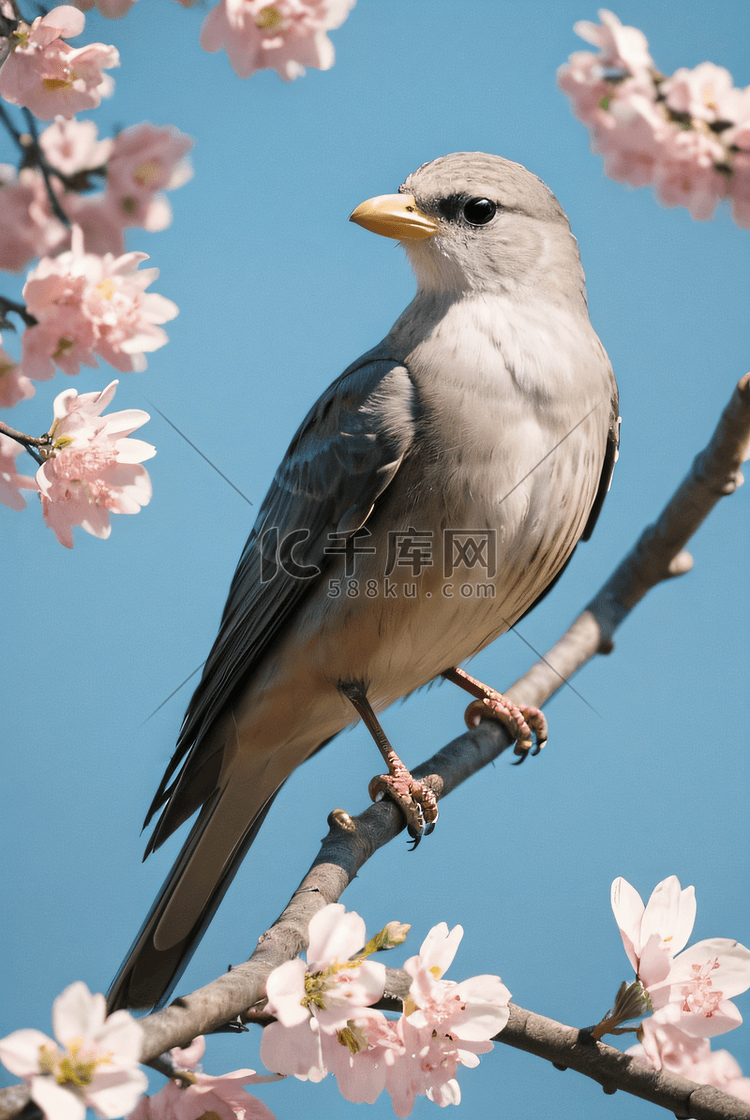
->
(581, 380, 620, 542)
(515, 380, 620, 624)
(144, 351, 417, 850)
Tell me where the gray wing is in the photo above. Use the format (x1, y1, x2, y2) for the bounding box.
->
(144, 350, 417, 850)
(581, 381, 620, 542)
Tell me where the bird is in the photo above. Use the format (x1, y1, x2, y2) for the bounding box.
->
(107, 151, 619, 1012)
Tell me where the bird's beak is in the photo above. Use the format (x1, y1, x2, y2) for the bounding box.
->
(349, 193, 438, 240)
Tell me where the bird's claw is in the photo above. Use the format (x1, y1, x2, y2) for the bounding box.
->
(464, 692, 548, 759)
(368, 769, 439, 848)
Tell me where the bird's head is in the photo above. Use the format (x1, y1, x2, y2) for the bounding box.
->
(350, 151, 586, 305)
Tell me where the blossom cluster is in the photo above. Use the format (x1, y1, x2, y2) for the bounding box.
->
(0, 6, 118, 121)
(0, 5, 190, 544)
(558, 10, 750, 225)
(258, 904, 511, 1117)
(54, 0, 357, 82)
(0, 115, 192, 274)
(611, 875, 750, 1103)
(1, 379, 155, 546)
(129, 1036, 279, 1120)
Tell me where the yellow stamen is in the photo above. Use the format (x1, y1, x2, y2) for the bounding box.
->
(38, 1039, 113, 1089)
(255, 5, 284, 30)
(53, 337, 76, 360)
(96, 279, 116, 300)
(133, 159, 161, 189)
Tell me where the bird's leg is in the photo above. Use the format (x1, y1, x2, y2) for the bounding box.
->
(340, 681, 438, 848)
(442, 666, 548, 760)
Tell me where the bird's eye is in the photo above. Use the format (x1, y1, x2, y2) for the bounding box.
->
(462, 197, 496, 226)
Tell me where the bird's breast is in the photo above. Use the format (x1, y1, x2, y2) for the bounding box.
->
(288, 296, 612, 706)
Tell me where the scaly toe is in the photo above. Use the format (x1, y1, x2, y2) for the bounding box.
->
(368, 773, 438, 846)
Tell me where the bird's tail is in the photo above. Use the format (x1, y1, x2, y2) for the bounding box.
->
(106, 780, 280, 1012)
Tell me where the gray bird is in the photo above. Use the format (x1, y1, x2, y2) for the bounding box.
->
(108, 152, 619, 1012)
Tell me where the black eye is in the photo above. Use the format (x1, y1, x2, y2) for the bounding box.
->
(462, 197, 496, 226)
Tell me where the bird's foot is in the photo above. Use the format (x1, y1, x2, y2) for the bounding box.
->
(340, 679, 439, 847)
(368, 761, 438, 849)
(442, 666, 547, 761)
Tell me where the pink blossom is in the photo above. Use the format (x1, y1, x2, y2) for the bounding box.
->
(0, 165, 67, 273)
(402, 923, 511, 1044)
(127, 1075, 277, 1120)
(646, 938, 750, 1037)
(39, 117, 113, 177)
(0, 433, 38, 510)
(590, 90, 672, 188)
(36, 379, 155, 547)
(382, 923, 510, 1116)
(0, 6, 119, 120)
(127, 1036, 278, 1120)
(0, 345, 35, 408)
(661, 62, 737, 123)
(0, 981, 147, 1120)
(722, 86, 750, 149)
(627, 1016, 708, 1075)
(652, 128, 729, 220)
(572, 9, 654, 76)
(260, 904, 388, 1085)
(386, 1015, 465, 1117)
(628, 1022, 750, 1103)
(22, 226, 178, 379)
(556, 50, 611, 127)
(611, 875, 696, 986)
(612, 877, 750, 1040)
(73, 0, 140, 16)
(200, 0, 355, 82)
(106, 124, 193, 230)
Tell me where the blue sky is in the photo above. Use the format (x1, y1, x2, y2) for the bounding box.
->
(1, 2, 748, 1119)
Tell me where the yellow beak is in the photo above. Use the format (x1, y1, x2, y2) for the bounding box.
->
(349, 193, 438, 240)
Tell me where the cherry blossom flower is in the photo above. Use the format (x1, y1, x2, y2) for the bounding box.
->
(646, 938, 750, 1038)
(0, 165, 67, 272)
(385, 923, 511, 1116)
(0, 432, 38, 509)
(612, 875, 697, 986)
(127, 1035, 279, 1120)
(0, 5, 119, 120)
(0, 344, 35, 409)
(0, 981, 147, 1120)
(572, 9, 654, 77)
(200, 0, 355, 82)
(106, 123, 193, 231)
(628, 1022, 750, 1103)
(260, 904, 388, 1085)
(39, 117, 114, 178)
(661, 62, 737, 123)
(36, 379, 155, 547)
(612, 876, 750, 1039)
(22, 226, 178, 380)
(652, 129, 729, 220)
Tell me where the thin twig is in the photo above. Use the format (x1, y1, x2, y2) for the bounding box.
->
(20, 109, 71, 228)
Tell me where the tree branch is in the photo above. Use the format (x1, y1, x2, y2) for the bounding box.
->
(1, 376, 748, 1120)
